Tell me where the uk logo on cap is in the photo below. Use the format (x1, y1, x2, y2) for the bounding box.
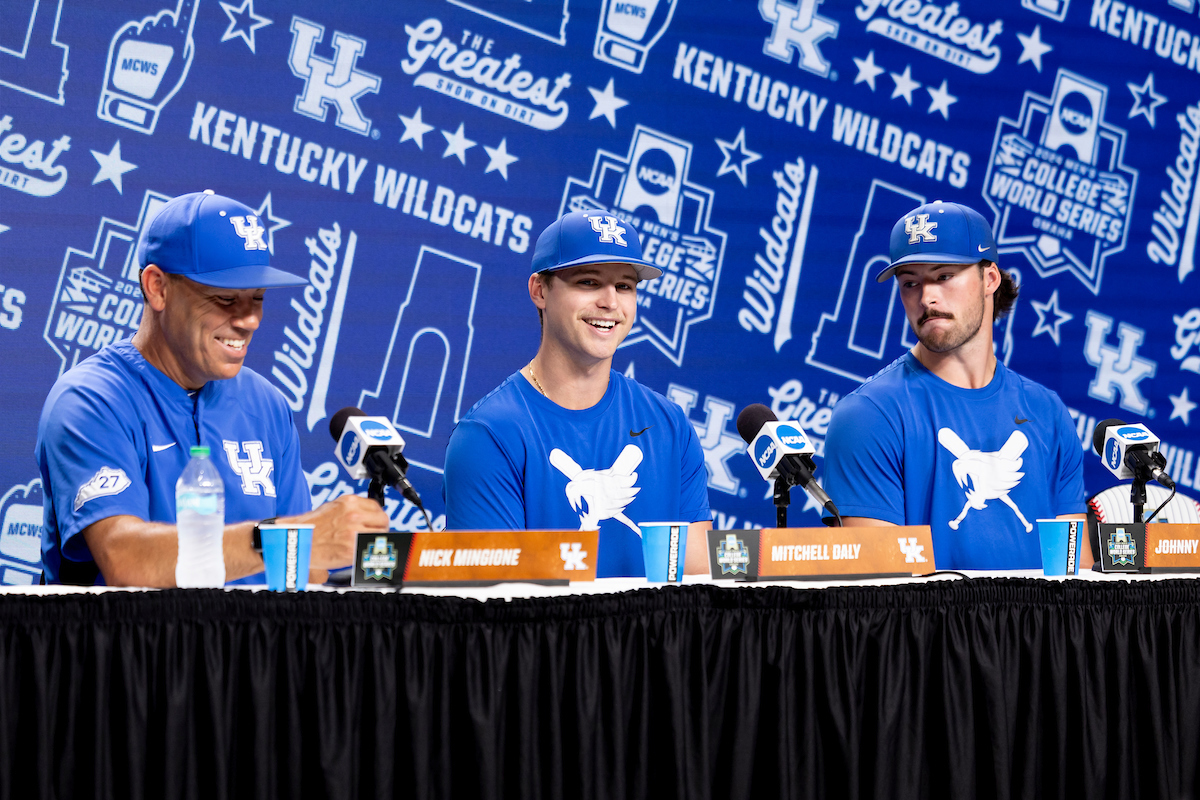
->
(230, 216, 268, 251)
(588, 215, 628, 247)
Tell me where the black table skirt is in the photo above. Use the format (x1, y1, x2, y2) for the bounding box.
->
(2, 578, 1198, 800)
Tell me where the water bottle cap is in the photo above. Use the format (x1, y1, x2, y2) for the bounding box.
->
(190, 446, 210, 457)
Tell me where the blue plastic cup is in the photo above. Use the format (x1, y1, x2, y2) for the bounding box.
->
(639, 521, 687, 582)
(1036, 518, 1081, 576)
(260, 524, 313, 592)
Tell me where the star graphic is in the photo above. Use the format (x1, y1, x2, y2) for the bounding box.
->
(91, 141, 137, 194)
(483, 138, 519, 180)
(588, 78, 628, 128)
(853, 50, 886, 91)
(926, 80, 957, 119)
(253, 193, 291, 255)
(441, 123, 476, 164)
(1016, 25, 1053, 72)
(1030, 290, 1074, 346)
(1127, 73, 1168, 127)
(1170, 387, 1197, 425)
(399, 107, 435, 149)
(889, 65, 921, 105)
(714, 128, 762, 187)
(0, 225, 9, 235)
(219, 0, 272, 53)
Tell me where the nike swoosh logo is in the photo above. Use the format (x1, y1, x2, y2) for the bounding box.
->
(978, 244, 988, 253)
(152, 443, 177, 452)
(1015, 417, 1028, 424)
(630, 426, 652, 437)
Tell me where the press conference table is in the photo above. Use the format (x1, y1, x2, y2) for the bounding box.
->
(2, 571, 1198, 799)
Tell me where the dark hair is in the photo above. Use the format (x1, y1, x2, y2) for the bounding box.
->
(989, 263, 1018, 320)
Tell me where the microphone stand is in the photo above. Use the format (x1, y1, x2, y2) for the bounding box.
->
(1129, 474, 1148, 524)
(773, 477, 791, 528)
(367, 477, 387, 508)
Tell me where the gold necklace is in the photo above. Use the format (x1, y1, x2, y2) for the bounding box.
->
(527, 363, 547, 396)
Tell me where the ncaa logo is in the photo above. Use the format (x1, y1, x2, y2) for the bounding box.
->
(360, 420, 394, 441)
(1105, 438, 1122, 470)
(1116, 426, 1151, 441)
(341, 435, 361, 465)
(755, 437, 777, 468)
(776, 424, 807, 447)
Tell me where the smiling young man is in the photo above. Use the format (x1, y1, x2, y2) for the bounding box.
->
(820, 201, 1089, 570)
(443, 211, 712, 577)
(36, 190, 388, 585)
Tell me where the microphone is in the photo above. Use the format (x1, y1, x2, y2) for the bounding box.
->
(329, 407, 425, 508)
(1092, 418, 1174, 489)
(736, 403, 837, 516)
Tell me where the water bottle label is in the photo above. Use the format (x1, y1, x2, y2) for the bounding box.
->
(177, 492, 220, 516)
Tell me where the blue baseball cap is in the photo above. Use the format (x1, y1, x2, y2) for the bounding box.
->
(876, 201, 998, 282)
(137, 190, 307, 289)
(531, 210, 662, 281)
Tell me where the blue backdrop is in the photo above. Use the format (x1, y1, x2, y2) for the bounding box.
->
(2, 0, 1198, 584)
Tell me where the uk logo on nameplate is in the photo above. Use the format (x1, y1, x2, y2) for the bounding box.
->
(352, 530, 599, 587)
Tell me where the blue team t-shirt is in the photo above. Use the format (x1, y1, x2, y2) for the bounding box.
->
(821, 353, 1086, 570)
(442, 370, 711, 577)
(36, 340, 311, 584)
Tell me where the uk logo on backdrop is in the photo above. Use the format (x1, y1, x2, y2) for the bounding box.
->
(43, 191, 171, 374)
(289, 16, 381, 136)
(760, 0, 838, 78)
(561, 125, 726, 366)
(982, 69, 1138, 296)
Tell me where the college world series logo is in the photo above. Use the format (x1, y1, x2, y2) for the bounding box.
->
(982, 69, 1138, 295)
(43, 192, 171, 373)
(560, 126, 726, 366)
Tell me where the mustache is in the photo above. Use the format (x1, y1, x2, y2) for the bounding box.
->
(918, 310, 954, 326)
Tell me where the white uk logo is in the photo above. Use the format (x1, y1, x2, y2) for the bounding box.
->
(667, 384, 744, 496)
(559, 542, 589, 570)
(898, 537, 927, 563)
(222, 440, 277, 497)
(759, 0, 838, 78)
(288, 17, 381, 136)
(938, 428, 1033, 533)
(230, 216, 268, 251)
(588, 215, 628, 246)
(1083, 310, 1157, 414)
(549, 445, 643, 533)
(905, 213, 937, 244)
(898, 537, 927, 562)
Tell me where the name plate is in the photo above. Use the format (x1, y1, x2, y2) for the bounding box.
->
(352, 530, 598, 588)
(1145, 523, 1200, 572)
(707, 526, 935, 580)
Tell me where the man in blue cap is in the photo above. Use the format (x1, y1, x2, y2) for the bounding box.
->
(821, 201, 1089, 569)
(443, 210, 711, 577)
(37, 190, 389, 585)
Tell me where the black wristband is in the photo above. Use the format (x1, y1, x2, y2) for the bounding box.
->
(251, 517, 276, 553)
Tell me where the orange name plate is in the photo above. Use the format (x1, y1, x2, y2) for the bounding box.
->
(1144, 524, 1200, 571)
(353, 530, 599, 587)
(757, 526, 935, 578)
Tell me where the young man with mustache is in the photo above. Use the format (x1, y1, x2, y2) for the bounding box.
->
(820, 201, 1089, 569)
(442, 211, 711, 577)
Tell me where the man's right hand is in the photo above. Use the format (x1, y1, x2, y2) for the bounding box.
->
(285, 495, 391, 570)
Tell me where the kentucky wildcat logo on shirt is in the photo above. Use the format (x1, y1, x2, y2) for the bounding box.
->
(548, 445, 643, 533)
(937, 428, 1033, 532)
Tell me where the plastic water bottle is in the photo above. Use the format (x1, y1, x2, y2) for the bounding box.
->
(175, 445, 226, 588)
